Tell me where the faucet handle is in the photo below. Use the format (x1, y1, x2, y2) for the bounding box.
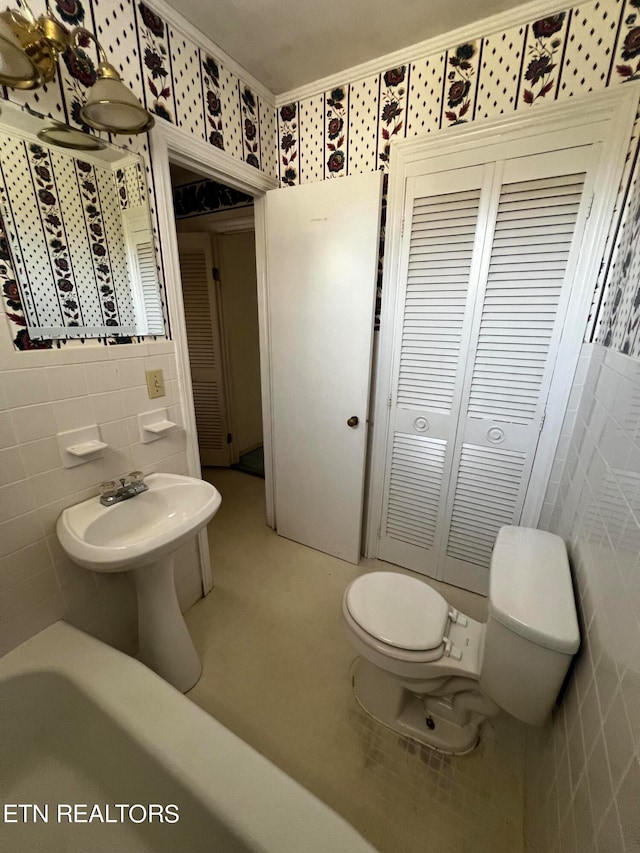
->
(99, 480, 118, 498)
(128, 470, 145, 485)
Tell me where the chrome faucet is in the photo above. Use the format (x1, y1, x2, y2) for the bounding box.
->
(99, 471, 148, 506)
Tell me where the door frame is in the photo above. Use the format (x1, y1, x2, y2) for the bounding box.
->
(365, 86, 639, 561)
(150, 121, 278, 593)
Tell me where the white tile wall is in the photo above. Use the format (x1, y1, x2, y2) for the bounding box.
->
(0, 314, 203, 657)
(538, 349, 592, 532)
(525, 343, 640, 853)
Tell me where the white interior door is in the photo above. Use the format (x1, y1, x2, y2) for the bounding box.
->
(378, 145, 595, 594)
(266, 172, 382, 563)
(177, 232, 232, 467)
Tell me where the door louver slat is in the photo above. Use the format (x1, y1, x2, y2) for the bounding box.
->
(385, 434, 446, 550)
(397, 187, 481, 411)
(135, 240, 164, 334)
(192, 381, 224, 449)
(180, 253, 217, 370)
(466, 174, 585, 424)
(446, 444, 527, 569)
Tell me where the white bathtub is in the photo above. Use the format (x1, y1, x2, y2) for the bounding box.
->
(0, 622, 376, 852)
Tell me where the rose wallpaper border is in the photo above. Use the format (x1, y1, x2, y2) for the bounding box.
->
(277, 3, 640, 183)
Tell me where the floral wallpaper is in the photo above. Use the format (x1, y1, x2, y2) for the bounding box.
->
(173, 179, 253, 219)
(137, 2, 173, 123)
(279, 103, 298, 187)
(0, 137, 141, 340)
(277, 0, 640, 342)
(521, 14, 568, 104)
(325, 87, 348, 174)
(202, 56, 224, 150)
(277, 2, 639, 183)
(0, 0, 277, 349)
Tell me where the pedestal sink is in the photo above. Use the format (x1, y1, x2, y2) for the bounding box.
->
(56, 473, 221, 692)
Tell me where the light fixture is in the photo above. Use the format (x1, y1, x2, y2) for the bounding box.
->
(0, 1, 154, 134)
(37, 123, 106, 150)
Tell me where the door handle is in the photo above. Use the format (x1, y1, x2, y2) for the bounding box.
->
(347, 416, 359, 428)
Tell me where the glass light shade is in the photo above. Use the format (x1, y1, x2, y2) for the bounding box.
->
(0, 13, 40, 88)
(80, 76, 154, 134)
(37, 124, 106, 151)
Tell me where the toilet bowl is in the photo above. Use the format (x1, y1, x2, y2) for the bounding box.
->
(342, 526, 580, 754)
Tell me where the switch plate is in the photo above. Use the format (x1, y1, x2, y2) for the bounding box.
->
(146, 369, 165, 399)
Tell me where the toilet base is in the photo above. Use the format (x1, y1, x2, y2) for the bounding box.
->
(350, 657, 481, 755)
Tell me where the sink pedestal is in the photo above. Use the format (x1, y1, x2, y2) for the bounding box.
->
(133, 554, 201, 693)
(56, 473, 221, 693)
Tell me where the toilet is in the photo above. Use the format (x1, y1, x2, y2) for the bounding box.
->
(342, 526, 580, 754)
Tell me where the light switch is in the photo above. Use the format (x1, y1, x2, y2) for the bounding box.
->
(146, 369, 165, 399)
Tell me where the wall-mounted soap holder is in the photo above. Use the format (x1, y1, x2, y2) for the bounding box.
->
(58, 426, 108, 468)
(138, 408, 177, 444)
(68, 439, 108, 457)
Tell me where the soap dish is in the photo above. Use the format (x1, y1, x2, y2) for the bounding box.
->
(57, 426, 108, 468)
(67, 439, 109, 457)
(138, 408, 177, 443)
(143, 419, 176, 435)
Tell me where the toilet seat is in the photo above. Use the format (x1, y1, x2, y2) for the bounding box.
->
(346, 572, 450, 651)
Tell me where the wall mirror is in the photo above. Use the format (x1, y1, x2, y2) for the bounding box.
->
(0, 100, 164, 341)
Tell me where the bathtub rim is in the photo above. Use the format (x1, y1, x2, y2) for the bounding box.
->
(0, 620, 376, 853)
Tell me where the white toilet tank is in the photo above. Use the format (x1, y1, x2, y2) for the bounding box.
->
(479, 526, 580, 727)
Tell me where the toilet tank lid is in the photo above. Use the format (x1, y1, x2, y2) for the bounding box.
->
(489, 527, 580, 655)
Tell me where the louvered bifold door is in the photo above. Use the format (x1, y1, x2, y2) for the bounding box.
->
(177, 233, 232, 467)
(440, 147, 592, 594)
(122, 206, 165, 335)
(378, 165, 493, 573)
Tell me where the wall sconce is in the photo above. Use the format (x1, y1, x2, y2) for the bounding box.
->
(0, 1, 154, 134)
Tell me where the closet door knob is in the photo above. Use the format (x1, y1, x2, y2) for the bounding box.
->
(347, 416, 359, 428)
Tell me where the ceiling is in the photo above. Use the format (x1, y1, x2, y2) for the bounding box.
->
(163, 0, 534, 95)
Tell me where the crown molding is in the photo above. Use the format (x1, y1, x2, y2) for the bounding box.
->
(275, 0, 571, 105)
(148, 0, 276, 105)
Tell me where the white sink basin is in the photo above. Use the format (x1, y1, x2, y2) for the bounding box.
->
(56, 473, 222, 692)
(57, 472, 221, 571)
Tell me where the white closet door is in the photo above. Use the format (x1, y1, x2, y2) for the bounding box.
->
(441, 149, 591, 592)
(378, 146, 594, 594)
(377, 164, 493, 573)
(178, 232, 232, 467)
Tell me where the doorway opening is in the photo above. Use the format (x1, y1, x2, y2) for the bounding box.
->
(169, 163, 265, 484)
